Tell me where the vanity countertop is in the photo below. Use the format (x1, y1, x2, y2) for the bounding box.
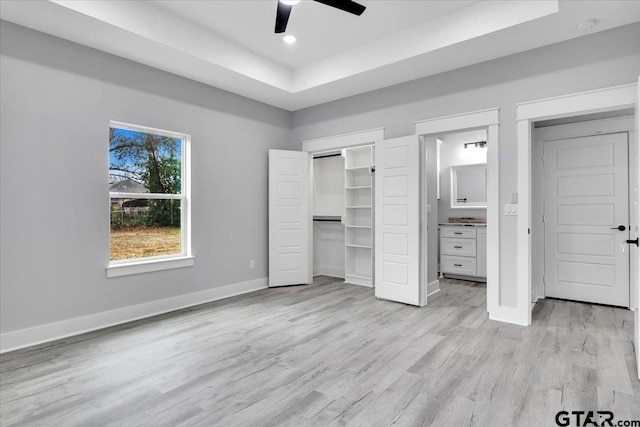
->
(439, 223, 486, 227)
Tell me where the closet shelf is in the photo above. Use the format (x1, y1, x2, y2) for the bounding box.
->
(343, 144, 374, 288)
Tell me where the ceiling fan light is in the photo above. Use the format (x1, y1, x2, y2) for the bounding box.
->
(283, 35, 297, 44)
(280, 0, 301, 5)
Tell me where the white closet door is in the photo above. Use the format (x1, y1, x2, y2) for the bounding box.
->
(543, 133, 629, 307)
(375, 135, 421, 305)
(636, 78, 640, 380)
(269, 150, 312, 287)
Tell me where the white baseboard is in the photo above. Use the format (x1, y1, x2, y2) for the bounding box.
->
(0, 277, 268, 354)
(427, 280, 440, 297)
(313, 266, 345, 279)
(489, 305, 529, 326)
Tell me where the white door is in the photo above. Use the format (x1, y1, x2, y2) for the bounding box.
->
(269, 150, 312, 287)
(375, 135, 421, 306)
(635, 78, 640, 379)
(544, 133, 629, 307)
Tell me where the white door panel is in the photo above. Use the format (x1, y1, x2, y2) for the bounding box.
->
(269, 150, 312, 287)
(544, 133, 629, 307)
(375, 135, 421, 306)
(635, 78, 640, 380)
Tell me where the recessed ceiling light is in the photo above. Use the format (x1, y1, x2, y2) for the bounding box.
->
(283, 35, 297, 44)
(280, 0, 301, 5)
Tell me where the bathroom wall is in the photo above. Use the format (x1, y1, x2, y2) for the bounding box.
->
(438, 129, 488, 222)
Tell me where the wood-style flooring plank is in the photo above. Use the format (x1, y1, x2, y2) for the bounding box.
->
(1, 277, 638, 426)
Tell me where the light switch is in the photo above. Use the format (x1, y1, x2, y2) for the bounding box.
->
(505, 204, 518, 216)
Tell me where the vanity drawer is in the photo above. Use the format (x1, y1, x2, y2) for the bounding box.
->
(441, 255, 477, 276)
(441, 227, 477, 239)
(441, 238, 476, 257)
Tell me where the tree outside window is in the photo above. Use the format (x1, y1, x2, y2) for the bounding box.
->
(109, 123, 187, 262)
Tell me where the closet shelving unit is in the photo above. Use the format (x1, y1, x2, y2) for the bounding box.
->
(343, 145, 374, 287)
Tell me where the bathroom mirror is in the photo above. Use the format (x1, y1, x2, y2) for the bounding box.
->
(450, 164, 487, 209)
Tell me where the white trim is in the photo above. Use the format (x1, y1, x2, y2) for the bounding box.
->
(183, 132, 192, 263)
(345, 275, 374, 287)
(109, 192, 183, 200)
(419, 137, 429, 307)
(415, 108, 500, 135)
(313, 266, 344, 279)
(489, 306, 529, 326)
(109, 120, 190, 139)
(301, 128, 385, 153)
(107, 255, 195, 277)
(415, 109, 500, 321)
(516, 82, 638, 326)
(108, 121, 192, 270)
(427, 280, 440, 297)
(517, 119, 532, 324)
(0, 277, 268, 353)
(516, 83, 637, 121)
(486, 123, 500, 316)
(534, 116, 634, 141)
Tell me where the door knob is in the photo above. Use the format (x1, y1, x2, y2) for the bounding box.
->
(611, 225, 626, 231)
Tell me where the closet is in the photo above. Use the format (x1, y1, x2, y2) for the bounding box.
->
(269, 133, 423, 306)
(311, 146, 375, 287)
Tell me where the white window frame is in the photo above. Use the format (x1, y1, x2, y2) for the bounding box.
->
(107, 121, 193, 278)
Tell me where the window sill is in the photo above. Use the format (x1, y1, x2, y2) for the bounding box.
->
(107, 256, 195, 278)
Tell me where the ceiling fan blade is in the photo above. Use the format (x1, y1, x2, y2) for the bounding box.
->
(313, 0, 366, 16)
(275, 1, 293, 33)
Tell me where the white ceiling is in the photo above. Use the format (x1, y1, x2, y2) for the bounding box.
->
(1, 1, 639, 111)
(147, 0, 478, 69)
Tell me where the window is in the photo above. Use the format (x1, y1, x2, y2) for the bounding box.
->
(107, 121, 192, 277)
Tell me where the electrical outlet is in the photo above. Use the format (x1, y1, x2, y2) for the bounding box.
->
(249, 259, 255, 269)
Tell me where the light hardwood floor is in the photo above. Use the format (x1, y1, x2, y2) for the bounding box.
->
(1, 277, 639, 426)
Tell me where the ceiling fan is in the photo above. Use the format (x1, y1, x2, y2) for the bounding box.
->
(275, 0, 366, 33)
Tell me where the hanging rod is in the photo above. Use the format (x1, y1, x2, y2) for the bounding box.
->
(313, 153, 342, 159)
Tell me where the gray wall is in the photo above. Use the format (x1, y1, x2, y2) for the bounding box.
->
(0, 22, 294, 333)
(1, 20, 639, 335)
(292, 23, 640, 308)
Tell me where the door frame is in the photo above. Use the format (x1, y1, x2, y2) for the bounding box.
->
(415, 108, 501, 319)
(531, 117, 635, 304)
(516, 82, 638, 326)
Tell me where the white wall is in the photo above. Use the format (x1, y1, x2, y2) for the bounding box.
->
(292, 23, 640, 309)
(313, 222, 345, 278)
(438, 129, 487, 222)
(0, 22, 294, 337)
(313, 155, 345, 216)
(312, 155, 346, 277)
